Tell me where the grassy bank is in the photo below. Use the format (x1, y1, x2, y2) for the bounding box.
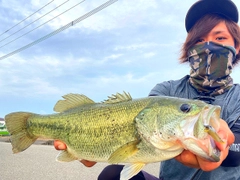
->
(0, 131, 9, 136)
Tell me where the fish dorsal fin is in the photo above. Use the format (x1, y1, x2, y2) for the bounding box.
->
(103, 91, 132, 104)
(108, 139, 139, 164)
(54, 93, 95, 112)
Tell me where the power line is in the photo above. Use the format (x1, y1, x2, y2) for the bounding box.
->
(0, 0, 85, 49)
(0, 0, 54, 38)
(0, 0, 118, 61)
(0, 0, 70, 43)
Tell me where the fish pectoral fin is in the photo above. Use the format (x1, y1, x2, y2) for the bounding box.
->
(120, 163, 145, 180)
(54, 94, 95, 112)
(108, 140, 139, 164)
(56, 150, 78, 162)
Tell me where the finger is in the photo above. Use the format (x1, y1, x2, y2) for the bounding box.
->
(216, 120, 235, 151)
(54, 140, 67, 150)
(215, 130, 228, 150)
(175, 150, 200, 169)
(80, 160, 97, 167)
(197, 146, 230, 171)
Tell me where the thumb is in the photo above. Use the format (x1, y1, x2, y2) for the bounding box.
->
(54, 140, 67, 150)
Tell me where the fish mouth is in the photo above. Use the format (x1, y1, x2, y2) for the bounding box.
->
(181, 105, 222, 162)
(197, 105, 222, 162)
(202, 105, 221, 134)
(208, 136, 221, 161)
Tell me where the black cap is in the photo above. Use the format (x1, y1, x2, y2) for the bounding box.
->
(185, 0, 239, 32)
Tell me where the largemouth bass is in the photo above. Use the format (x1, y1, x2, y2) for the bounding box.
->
(5, 92, 223, 180)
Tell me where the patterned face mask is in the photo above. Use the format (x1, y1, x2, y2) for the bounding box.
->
(188, 41, 236, 96)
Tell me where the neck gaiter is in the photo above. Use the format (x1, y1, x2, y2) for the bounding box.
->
(188, 41, 236, 96)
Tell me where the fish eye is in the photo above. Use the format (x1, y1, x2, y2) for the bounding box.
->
(180, 104, 192, 113)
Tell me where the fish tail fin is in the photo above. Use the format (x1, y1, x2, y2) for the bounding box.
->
(5, 112, 38, 153)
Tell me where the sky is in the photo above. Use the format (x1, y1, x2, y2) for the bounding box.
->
(0, 0, 240, 118)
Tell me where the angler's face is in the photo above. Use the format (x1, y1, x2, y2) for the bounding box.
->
(196, 22, 240, 54)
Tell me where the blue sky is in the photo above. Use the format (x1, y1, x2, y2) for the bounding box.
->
(1, 0, 240, 118)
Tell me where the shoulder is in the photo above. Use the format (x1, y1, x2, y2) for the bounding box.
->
(220, 84, 240, 126)
(149, 75, 190, 96)
(233, 83, 240, 90)
(228, 84, 240, 100)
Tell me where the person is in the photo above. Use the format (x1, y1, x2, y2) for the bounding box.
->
(54, 0, 240, 179)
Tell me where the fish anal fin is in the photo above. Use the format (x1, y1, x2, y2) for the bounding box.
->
(103, 91, 132, 104)
(56, 150, 78, 162)
(108, 140, 139, 164)
(54, 93, 95, 113)
(120, 163, 146, 180)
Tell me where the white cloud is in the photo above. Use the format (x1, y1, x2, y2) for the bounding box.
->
(114, 42, 158, 51)
(143, 52, 156, 58)
(98, 53, 123, 64)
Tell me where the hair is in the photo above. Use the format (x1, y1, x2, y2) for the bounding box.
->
(180, 14, 240, 66)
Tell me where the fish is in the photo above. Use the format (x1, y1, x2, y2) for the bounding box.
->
(5, 92, 223, 180)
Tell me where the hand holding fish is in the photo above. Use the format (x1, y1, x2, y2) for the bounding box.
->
(175, 119, 234, 171)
